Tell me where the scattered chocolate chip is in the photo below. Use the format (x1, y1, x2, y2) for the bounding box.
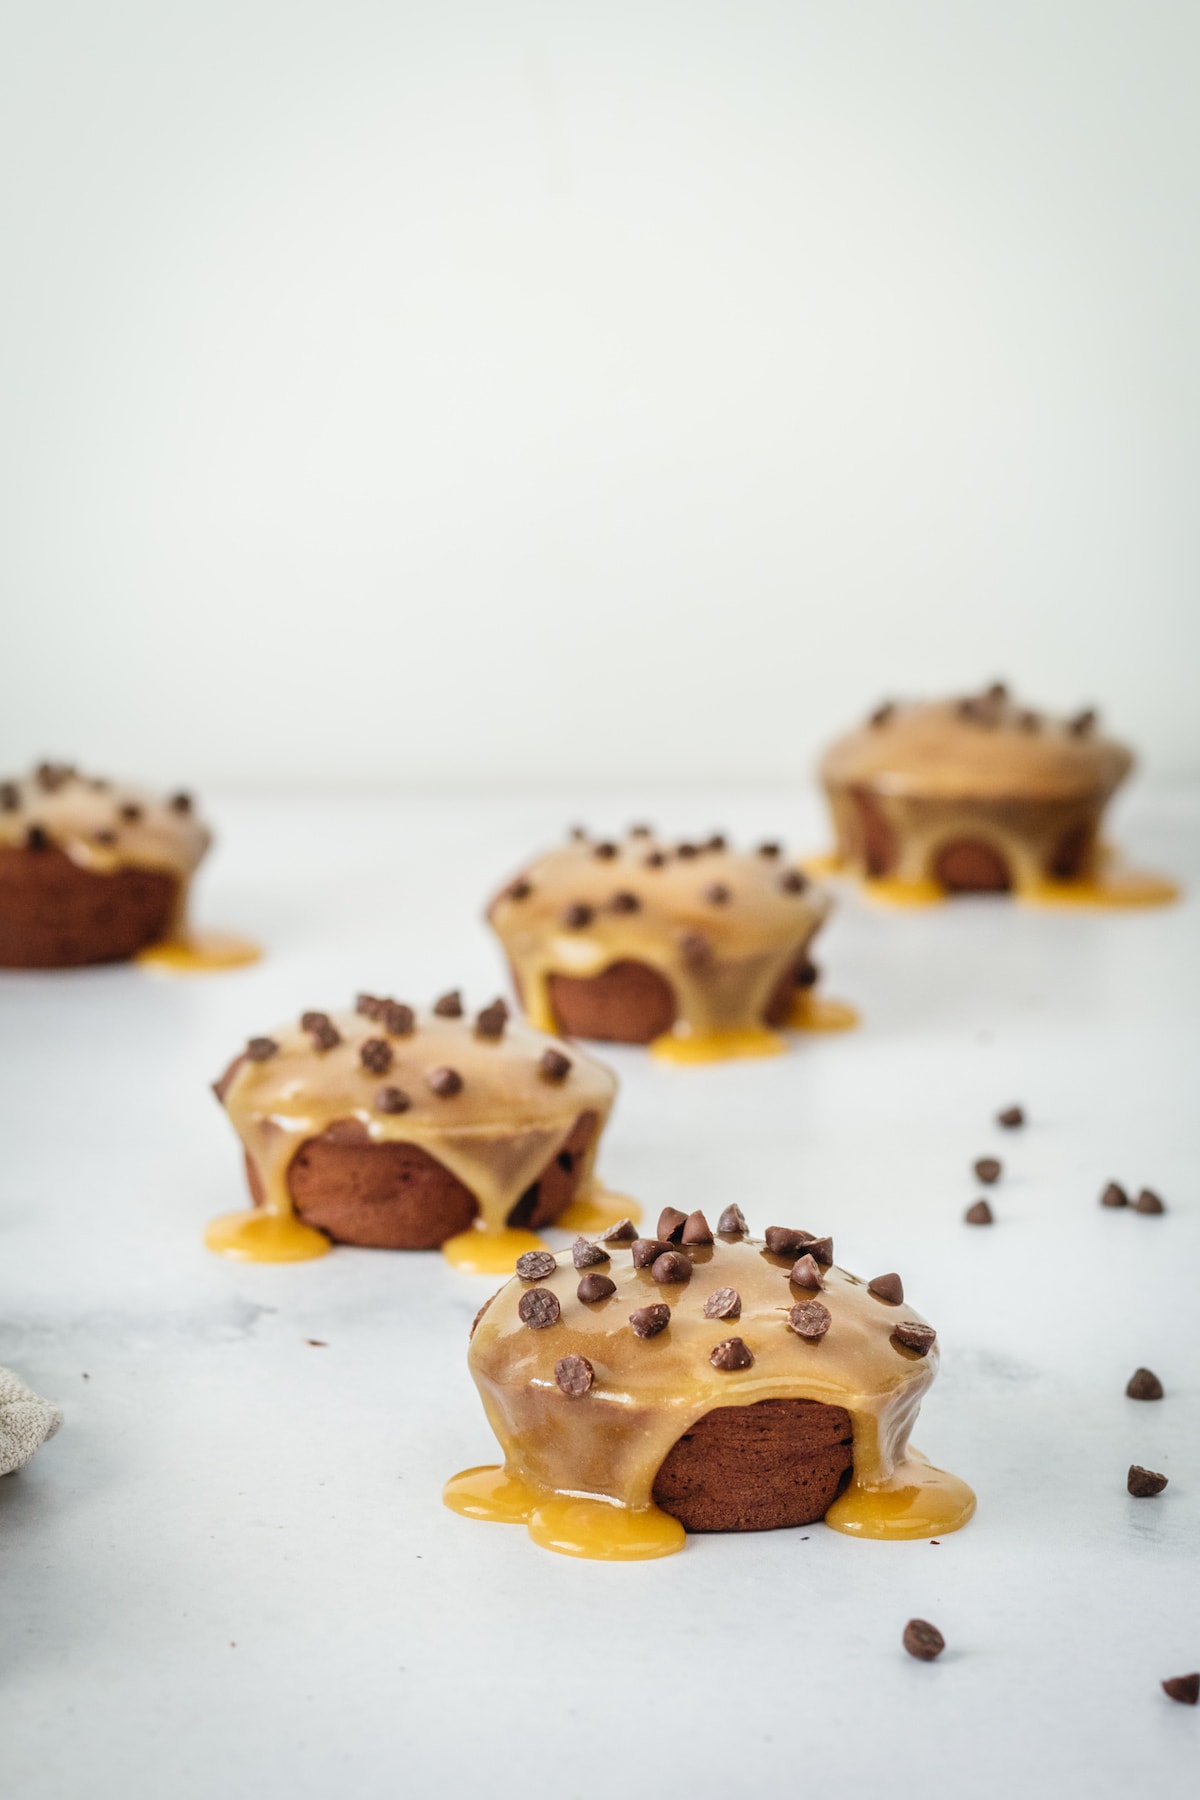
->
(997, 1105, 1024, 1128)
(375, 1086, 411, 1114)
(1069, 708, 1097, 737)
(577, 1272, 616, 1303)
(168, 791, 193, 814)
(903, 1620, 945, 1661)
(804, 1236, 833, 1265)
(474, 999, 508, 1040)
(676, 842, 700, 859)
(893, 1320, 937, 1356)
(246, 1037, 278, 1061)
(380, 1001, 415, 1036)
(630, 1303, 670, 1339)
(516, 1249, 557, 1281)
(965, 1199, 993, 1225)
(301, 1012, 341, 1051)
(506, 878, 532, 901)
(427, 1066, 463, 1097)
(601, 1218, 637, 1242)
(631, 1238, 676, 1268)
(1126, 1368, 1164, 1401)
(765, 1226, 815, 1259)
(974, 1157, 1001, 1184)
(779, 870, 807, 894)
(608, 890, 640, 913)
(680, 931, 712, 969)
(24, 824, 49, 851)
(717, 1204, 747, 1237)
(703, 883, 732, 905)
(1128, 1465, 1168, 1497)
(539, 1048, 572, 1083)
(356, 993, 383, 1019)
(92, 828, 117, 846)
(555, 1354, 594, 1397)
(1134, 1188, 1165, 1215)
(571, 1237, 610, 1271)
(518, 1288, 561, 1330)
(657, 1207, 688, 1243)
(710, 1336, 753, 1371)
(1100, 1182, 1129, 1208)
(680, 1210, 713, 1246)
(359, 1037, 393, 1075)
(432, 990, 463, 1018)
(757, 842, 781, 858)
(651, 1251, 692, 1285)
(118, 802, 143, 823)
(868, 1273, 904, 1305)
(1162, 1674, 1199, 1705)
(789, 1254, 825, 1290)
(592, 841, 618, 860)
(643, 850, 667, 869)
(562, 902, 594, 929)
(869, 702, 895, 727)
(788, 1300, 831, 1340)
(704, 1287, 742, 1320)
(0, 781, 20, 810)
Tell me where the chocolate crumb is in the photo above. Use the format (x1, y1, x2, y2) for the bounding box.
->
(568, 825, 588, 841)
(375, 1086, 411, 1114)
(893, 1320, 937, 1357)
(1069, 707, 1097, 737)
(706, 833, 727, 851)
(1128, 1465, 1168, 1497)
(631, 1238, 676, 1268)
(650, 1251, 692, 1285)
(656, 1207, 688, 1243)
(717, 1204, 747, 1237)
(608, 891, 641, 913)
(600, 1218, 638, 1242)
(118, 802, 143, 823)
(427, 1066, 463, 1098)
(1162, 1674, 1199, 1705)
(356, 993, 383, 1019)
(24, 824, 49, 851)
(704, 1287, 742, 1321)
(1017, 709, 1041, 731)
(757, 842, 781, 859)
(246, 1037, 278, 1061)
(93, 828, 117, 846)
(1134, 1188, 1165, 1215)
(1100, 1182, 1128, 1208)
(474, 999, 508, 1040)
(680, 1210, 713, 1246)
(779, 870, 808, 894)
(577, 1272, 617, 1303)
(643, 851, 667, 869)
(628, 823, 653, 837)
(592, 841, 618, 860)
(710, 1336, 753, 1371)
(555, 1354, 594, 1397)
(562, 902, 594, 929)
(789, 1254, 825, 1291)
(380, 1001, 415, 1037)
(359, 1038, 393, 1075)
(516, 1249, 557, 1281)
(572, 1237, 610, 1271)
(676, 842, 700, 859)
(902, 1620, 945, 1661)
(539, 1048, 572, 1083)
(168, 791, 193, 814)
(788, 1300, 832, 1340)
(703, 883, 732, 905)
(997, 1105, 1024, 1128)
(518, 1288, 561, 1330)
(432, 990, 463, 1018)
(965, 1199, 993, 1225)
(629, 1304, 670, 1339)
(507, 878, 532, 901)
(35, 762, 74, 791)
(680, 931, 712, 969)
(0, 781, 20, 811)
(869, 702, 895, 727)
(974, 1157, 1001, 1184)
(765, 1226, 815, 1259)
(868, 1273, 904, 1305)
(794, 959, 819, 988)
(301, 1012, 341, 1052)
(1126, 1368, 1164, 1401)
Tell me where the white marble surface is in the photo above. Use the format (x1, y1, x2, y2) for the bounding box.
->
(2, 786, 1198, 1799)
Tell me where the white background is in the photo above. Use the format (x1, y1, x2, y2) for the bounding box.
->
(2, 0, 1198, 787)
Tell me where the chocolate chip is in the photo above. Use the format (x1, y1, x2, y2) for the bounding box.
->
(893, 1320, 937, 1356)
(0, 781, 20, 810)
(507, 878, 532, 901)
(516, 1249, 557, 1281)
(93, 828, 117, 846)
(869, 702, 895, 727)
(757, 842, 781, 858)
(601, 1217, 638, 1242)
(246, 1037, 278, 1061)
(717, 1204, 747, 1237)
(376, 1086, 410, 1113)
(168, 791, 193, 814)
(629, 1303, 670, 1338)
(381, 1001, 415, 1037)
(974, 1157, 1001, 1184)
(706, 833, 727, 851)
(789, 1254, 824, 1290)
(608, 890, 641, 913)
(986, 681, 1009, 701)
(568, 825, 588, 841)
(562, 902, 595, 930)
(710, 1336, 753, 1371)
(433, 990, 463, 1018)
(24, 824, 49, 851)
(902, 1620, 945, 1661)
(1069, 707, 1097, 737)
(680, 931, 712, 969)
(1126, 1368, 1164, 1401)
(704, 1287, 742, 1320)
(518, 1288, 561, 1330)
(650, 1251, 692, 1285)
(779, 870, 808, 894)
(794, 959, 818, 988)
(118, 802, 143, 823)
(539, 1048, 572, 1082)
(35, 762, 73, 791)
(1134, 1188, 1165, 1214)
(1128, 1465, 1168, 1497)
(656, 1207, 688, 1243)
(1017, 709, 1041, 731)
(965, 1199, 993, 1225)
(356, 993, 383, 1019)
(592, 841, 618, 860)
(643, 850, 667, 869)
(631, 1238, 676, 1268)
(805, 1235, 833, 1265)
(765, 1226, 815, 1259)
(997, 1105, 1024, 1128)
(680, 1210, 713, 1245)
(628, 823, 653, 837)
(1100, 1181, 1128, 1208)
(788, 1300, 831, 1340)
(868, 1273, 904, 1305)
(301, 1012, 341, 1051)
(555, 1354, 594, 1397)
(577, 1272, 616, 1303)
(703, 883, 731, 905)
(1162, 1674, 1199, 1705)
(427, 1066, 463, 1097)
(359, 1038, 393, 1075)
(676, 842, 700, 859)
(475, 999, 508, 1040)
(566, 1239, 607, 1276)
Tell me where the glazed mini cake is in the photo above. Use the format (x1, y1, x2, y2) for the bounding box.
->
(446, 1209, 975, 1559)
(209, 992, 620, 1269)
(0, 762, 210, 967)
(818, 685, 1163, 901)
(488, 827, 846, 1061)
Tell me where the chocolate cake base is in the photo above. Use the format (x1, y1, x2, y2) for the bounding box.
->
(652, 1397, 854, 1532)
(239, 1110, 599, 1250)
(0, 845, 178, 968)
(933, 840, 1010, 892)
(835, 787, 1097, 893)
(548, 954, 812, 1044)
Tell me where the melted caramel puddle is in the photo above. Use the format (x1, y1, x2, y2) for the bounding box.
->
(441, 1226, 549, 1275)
(556, 1188, 643, 1236)
(204, 1209, 330, 1262)
(138, 930, 262, 973)
(649, 1025, 786, 1065)
(443, 1466, 686, 1560)
(824, 1453, 977, 1539)
(862, 875, 946, 908)
(788, 992, 859, 1032)
(1024, 869, 1179, 908)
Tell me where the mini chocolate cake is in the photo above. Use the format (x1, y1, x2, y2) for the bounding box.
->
(448, 1217, 975, 1559)
(487, 828, 836, 1057)
(819, 687, 1136, 897)
(209, 993, 618, 1265)
(0, 763, 210, 967)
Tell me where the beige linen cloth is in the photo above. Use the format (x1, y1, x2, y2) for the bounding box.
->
(0, 1366, 63, 1475)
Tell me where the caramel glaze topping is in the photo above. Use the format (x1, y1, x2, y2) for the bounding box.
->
(215, 999, 618, 1244)
(465, 1232, 973, 1537)
(489, 829, 831, 1046)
